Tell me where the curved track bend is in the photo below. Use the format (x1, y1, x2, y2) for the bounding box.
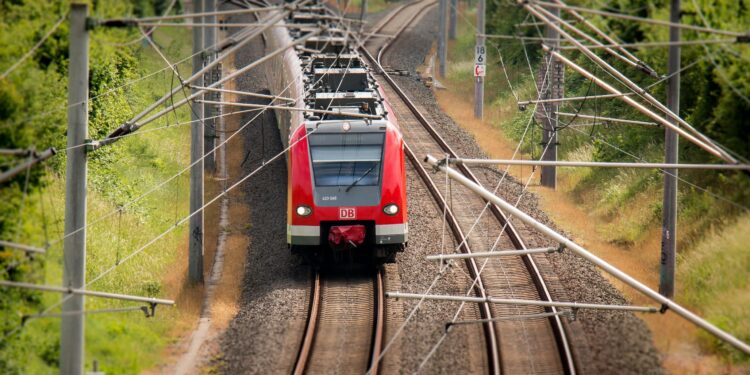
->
(360, 2, 577, 374)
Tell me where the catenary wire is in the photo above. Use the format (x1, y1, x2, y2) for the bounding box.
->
(1, 11, 69, 79)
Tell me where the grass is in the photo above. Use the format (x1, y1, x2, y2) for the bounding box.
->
(5, 26, 198, 374)
(438, 1, 750, 368)
(680, 214, 750, 362)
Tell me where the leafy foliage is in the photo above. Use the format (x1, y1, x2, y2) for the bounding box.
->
(0, 0, 192, 373)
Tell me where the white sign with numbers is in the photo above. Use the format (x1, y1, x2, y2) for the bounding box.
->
(474, 44, 486, 65)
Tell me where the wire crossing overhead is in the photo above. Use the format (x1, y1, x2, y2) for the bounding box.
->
(445, 158, 750, 170)
(100, 8, 316, 147)
(387, 292, 660, 313)
(554, 112, 658, 126)
(0, 148, 57, 184)
(528, 2, 740, 164)
(424, 155, 750, 355)
(543, 45, 736, 162)
(1, 11, 68, 79)
(102, 6, 294, 140)
(0, 240, 46, 254)
(548, 0, 657, 76)
(0, 280, 174, 306)
(97, 5, 284, 25)
(531, 0, 750, 38)
(524, 2, 740, 163)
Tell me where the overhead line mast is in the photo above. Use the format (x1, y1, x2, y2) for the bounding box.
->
(659, 0, 681, 300)
(189, 0, 205, 284)
(61, 4, 88, 374)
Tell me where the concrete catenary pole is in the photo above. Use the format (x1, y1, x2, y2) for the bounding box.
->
(203, 0, 217, 173)
(359, 0, 367, 24)
(539, 4, 560, 188)
(61, 3, 89, 374)
(449, 0, 457, 39)
(438, 0, 447, 77)
(473, 0, 485, 119)
(190, 0, 205, 284)
(660, 0, 680, 299)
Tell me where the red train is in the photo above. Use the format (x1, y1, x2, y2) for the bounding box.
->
(283, 13, 408, 262)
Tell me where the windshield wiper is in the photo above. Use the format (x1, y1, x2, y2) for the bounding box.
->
(345, 164, 377, 192)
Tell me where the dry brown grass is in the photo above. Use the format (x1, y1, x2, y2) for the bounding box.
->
(211, 206, 249, 330)
(209, 88, 251, 329)
(434, 88, 540, 185)
(146, 53, 253, 374)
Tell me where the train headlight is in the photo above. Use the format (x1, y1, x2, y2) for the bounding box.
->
(296, 205, 312, 216)
(383, 204, 399, 216)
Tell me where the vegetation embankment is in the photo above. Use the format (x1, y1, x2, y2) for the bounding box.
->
(1, 0, 202, 373)
(438, 0, 750, 368)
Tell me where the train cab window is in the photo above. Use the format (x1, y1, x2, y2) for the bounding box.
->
(309, 132, 385, 188)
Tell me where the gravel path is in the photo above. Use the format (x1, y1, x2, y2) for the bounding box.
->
(384, 5, 664, 374)
(215, 9, 310, 374)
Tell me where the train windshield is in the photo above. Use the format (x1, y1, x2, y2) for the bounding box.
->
(309, 132, 385, 188)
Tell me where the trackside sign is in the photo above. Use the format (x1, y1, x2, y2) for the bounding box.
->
(474, 44, 486, 77)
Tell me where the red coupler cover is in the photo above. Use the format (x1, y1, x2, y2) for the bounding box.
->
(328, 225, 366, 249)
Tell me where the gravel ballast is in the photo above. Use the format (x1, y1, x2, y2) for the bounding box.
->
(384, 5, 663, 374)
(215, 2, 663, 374)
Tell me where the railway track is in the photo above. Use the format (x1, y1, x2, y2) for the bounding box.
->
(292, 268, 385, 375)
(360, 2, 577, 373)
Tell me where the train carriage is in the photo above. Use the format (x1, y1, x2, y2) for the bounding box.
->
(281, 6, 408, 262)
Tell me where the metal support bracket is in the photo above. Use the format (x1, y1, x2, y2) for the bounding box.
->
(556, 243, 566, 253)
(91, 18, 138, 29)
(84, 139, 99, 153)
(660, 304, 669, 314)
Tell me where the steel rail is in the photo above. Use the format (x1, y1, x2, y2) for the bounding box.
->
(292, 268, 386, 375)
(370, 268, 386, 375)
(292, 271, 321, 375)
(425, 155, 750, 356)
(360, 5, 576, 372)
(362, 4, 503, 374)
(359, 1, 415, 45)
(286, 6, 386, 373)
(404, 142, 503, 374)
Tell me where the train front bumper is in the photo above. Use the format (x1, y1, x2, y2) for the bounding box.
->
(287, 223, 408, 246)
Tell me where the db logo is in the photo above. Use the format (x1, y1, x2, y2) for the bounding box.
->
(339, 207, 356, 220)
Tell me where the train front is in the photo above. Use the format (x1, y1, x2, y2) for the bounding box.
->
(287, 117, 407, 261)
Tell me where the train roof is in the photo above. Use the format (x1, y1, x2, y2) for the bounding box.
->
(289, 4, 387, 123)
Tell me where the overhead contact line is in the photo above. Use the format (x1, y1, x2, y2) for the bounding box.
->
(1, 11, 69, 79)
(530, 0, 750, 38)
(525, 1, 741, 164)
(0, 148, 57, 185)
